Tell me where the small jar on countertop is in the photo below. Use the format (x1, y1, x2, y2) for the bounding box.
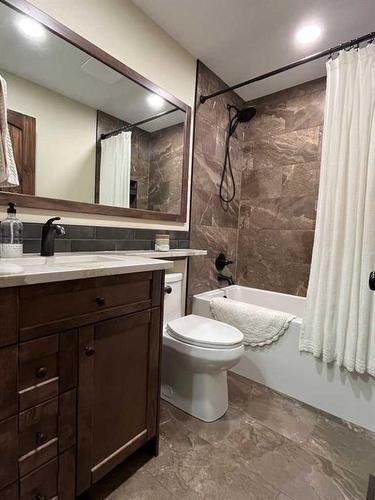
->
(155, 234, 170, 252)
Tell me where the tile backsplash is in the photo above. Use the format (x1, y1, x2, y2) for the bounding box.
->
(22, 223, 190, 254)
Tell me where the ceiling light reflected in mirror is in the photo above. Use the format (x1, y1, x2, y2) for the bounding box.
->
(17, 16, 46, 40)
(147, 93, 165, 109)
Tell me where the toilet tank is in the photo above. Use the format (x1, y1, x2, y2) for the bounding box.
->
(164, 273, 183, 326)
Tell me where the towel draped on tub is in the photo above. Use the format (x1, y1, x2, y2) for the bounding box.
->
(210, 297, 295, 347)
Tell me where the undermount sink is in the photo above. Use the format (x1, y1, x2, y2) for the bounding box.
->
(17, 254, 124, 265)
(0, 253, 130, 274)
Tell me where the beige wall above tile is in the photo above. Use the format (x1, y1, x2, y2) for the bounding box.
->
(1, 0, 196, 230)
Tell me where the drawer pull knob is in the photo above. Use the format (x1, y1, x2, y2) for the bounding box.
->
(84, 345, 95, 357)
(35, 431, 47, 446)
(164, 285, 172, 294)
(34, 495, 46, 500)
(96, 296, 106, 306)
(35, 366, 47, 379)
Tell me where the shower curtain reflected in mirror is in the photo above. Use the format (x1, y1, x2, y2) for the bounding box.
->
(300, 44, 375, 376)
(99, 131, 131, 208)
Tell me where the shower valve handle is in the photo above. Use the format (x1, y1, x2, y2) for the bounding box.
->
(215, 253, 234, 272)
(369, 272, 375, 291)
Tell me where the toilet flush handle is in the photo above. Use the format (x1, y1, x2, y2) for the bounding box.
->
(164, 285, 172, 294)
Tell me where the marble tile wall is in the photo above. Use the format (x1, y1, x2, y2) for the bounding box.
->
(188, 62, 245, 305)
(97, 112, 184, 214)
(148, 122, 184, 214)
(188, 60, 326, 303)
(237, 77, 325, 295)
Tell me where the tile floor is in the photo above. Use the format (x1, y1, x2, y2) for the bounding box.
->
(85, 372, 375, 500)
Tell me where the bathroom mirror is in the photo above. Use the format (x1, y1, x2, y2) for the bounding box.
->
(0, 0, 191, 222)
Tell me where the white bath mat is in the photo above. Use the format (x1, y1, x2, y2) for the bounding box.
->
(210, 297, 295, 347)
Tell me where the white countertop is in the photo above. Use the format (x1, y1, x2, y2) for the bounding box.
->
(106, 249, 207, 259)
(0, 253, 174, 288)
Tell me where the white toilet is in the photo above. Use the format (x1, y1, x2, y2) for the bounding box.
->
(161, 273, 244, 422)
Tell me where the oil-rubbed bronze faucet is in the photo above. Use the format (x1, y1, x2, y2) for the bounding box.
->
(217, 273, 235, 286)
(40, 217, 65, 256)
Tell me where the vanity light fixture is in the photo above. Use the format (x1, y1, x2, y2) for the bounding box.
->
(295, 24, 322, 44)
(147, 93, 165, 110)
(17, 17, 46, 40)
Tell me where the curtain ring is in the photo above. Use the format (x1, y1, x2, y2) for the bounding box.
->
(345, 40, 355, 52)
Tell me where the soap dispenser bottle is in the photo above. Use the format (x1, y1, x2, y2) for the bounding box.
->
(1, 202, 23, 258)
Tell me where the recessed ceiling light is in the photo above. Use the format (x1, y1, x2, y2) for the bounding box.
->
(147, 94, 165, 110)
(17, 17, 46, 40)
(296, 24, 322, 44)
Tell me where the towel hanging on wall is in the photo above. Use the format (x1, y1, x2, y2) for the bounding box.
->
(0, 74, 19, 187)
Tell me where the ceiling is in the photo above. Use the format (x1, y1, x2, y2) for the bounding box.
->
(132, 0, 375, 101)
(0, 2, 185, 132)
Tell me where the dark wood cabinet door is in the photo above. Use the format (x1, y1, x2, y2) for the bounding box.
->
(4, 109, 36, 195)
(77, 308, 161, 495)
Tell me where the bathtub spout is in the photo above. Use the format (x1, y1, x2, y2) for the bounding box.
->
(217, 273, 235, 286)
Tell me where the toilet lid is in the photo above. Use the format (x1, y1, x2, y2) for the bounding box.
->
(167, 314, 243, 349)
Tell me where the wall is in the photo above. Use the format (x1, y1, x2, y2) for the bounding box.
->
(238, 78, 325, 295)
(148, 123, 184, 213)
(188, 62, 245, 305)
(188, 61, 325, 302)
(22, 223, 189, 253)
(96, 113, 185, 214)
(3, 68, 97, 203)
(0, 0, 196, 231)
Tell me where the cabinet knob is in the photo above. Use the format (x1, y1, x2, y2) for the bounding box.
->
(96, 296, 106, 306)
(164, 285, 172, 294)
(35, 366, 47, 379)
(35, 431, 47, 446)
(84, 346, 95, 357)
(34, 495, 46, 500)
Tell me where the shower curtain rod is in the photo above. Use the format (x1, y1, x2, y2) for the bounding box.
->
(101, 107, 178, 140)
(199, 30, 375, 104)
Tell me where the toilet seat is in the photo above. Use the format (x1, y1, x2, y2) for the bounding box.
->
(166, 314, 243, 350)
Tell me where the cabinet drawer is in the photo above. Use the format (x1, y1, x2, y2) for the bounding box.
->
(19, 458, 58, 500)
(18, 390, 77, 478)
(18, 332, 77, 411)
(19, 336, 59, 411)
(19, 272, 154, 336)
(19, 398, 58, 477)
(19, 336, 59, 390)
(19, 398, 58, 457)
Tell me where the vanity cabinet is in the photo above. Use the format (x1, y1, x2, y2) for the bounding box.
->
(0, 270, 164, 499)
(77, 309, 161, 493)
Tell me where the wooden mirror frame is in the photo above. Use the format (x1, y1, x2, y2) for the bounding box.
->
(0, 0, 191, 222)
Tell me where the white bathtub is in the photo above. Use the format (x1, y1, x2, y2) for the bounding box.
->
(193, 285, 375, 432)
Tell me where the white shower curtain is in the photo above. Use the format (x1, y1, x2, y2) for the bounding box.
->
(300, 44, 375, 376)
(99, 131, 131, 208)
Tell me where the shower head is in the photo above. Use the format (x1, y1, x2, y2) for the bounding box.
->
(237, 106, 256, 123)
(221, 104, 257, 206)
